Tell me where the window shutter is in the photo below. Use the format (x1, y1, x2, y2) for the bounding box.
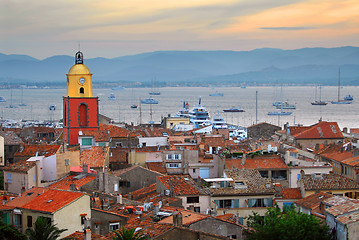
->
(233, 199, 239, 208)
(214, 200, 219, 207)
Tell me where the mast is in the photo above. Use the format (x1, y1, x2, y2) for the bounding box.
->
(338, 68, 341, 101)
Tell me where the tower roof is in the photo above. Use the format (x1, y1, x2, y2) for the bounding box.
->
(68, 64, 91, 75)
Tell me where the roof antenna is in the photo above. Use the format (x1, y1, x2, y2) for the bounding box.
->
(78, 42, 81, 51)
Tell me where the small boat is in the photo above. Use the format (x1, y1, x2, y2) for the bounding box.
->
(0, 97, 6, 102)
(149, 92, 160, 95)
(275, 102, 296, 109)
(311, 85, 327, 105)
(108, 93, 116, 100)
(111, 86, 124, 91)
(130, 104, 138, 109)
(331, 69, 352, 104)
(272, 101, 282, 107)
(267, 111, 292, 116)
(209, 91, 224, 97)
(141, 98, 158, 104)
(344, 94, 354, 101)
(223, 107, 245, 113)
(49, 104, 56, 110)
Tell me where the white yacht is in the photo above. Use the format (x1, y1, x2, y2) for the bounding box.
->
(212, 111, 228, 129)
(189, 97, 212, 128)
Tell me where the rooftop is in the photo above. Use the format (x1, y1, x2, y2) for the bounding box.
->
(295, 192, 333, 210)
(300, 172, 359, 191)
(157, 175, 210, 196)
(80, 146, 109, 168)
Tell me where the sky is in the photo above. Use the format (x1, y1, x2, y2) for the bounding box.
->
(2, 0, 359, 59)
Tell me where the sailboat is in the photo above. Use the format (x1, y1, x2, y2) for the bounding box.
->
(149, 78, 160, 95)
(130, 88, 138, 109)
(331, 68, 352, 104)
(19, 87, 27, 106)
(268, 86, 292, 116)
(311, 85, 327, 105)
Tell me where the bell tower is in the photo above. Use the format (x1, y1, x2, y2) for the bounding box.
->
(63, 51, 99, 145)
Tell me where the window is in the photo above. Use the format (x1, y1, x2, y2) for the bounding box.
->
(187, 196, 199, 203)
(166, 154, 173, 160)
(79, 103, 88, 126)
(167, 163, 181, 168)
(174, 154, 181, 160)
(109, 222, 120, 231)
(216, 199, 237, 208)
(27, 216, 32, 228)
(247, 198, 273, 208)
(64, 159, 69, 166)
(119, 181, 130, 187)
(290, 152, 297, 158)
(98, 142, 106, 146)
(194, 207, 200, 213)
(7, 173, 12, 183)
(80, 87, 84, 94)
(193, 169, 196, 173)
(82, 138, 92, 146)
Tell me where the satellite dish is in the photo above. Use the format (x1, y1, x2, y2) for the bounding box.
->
(158, 201, 162, 209)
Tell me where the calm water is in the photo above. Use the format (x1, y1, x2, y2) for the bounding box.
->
(0, 86, 358, 129)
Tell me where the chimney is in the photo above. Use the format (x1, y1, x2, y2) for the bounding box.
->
(117, 194, 123, 204)
(343, 127, 348, 134)
(173, 211, 183, 227)
(241, 154, 246, 165)
(83, 164, 88, 174)
(84, 228, 91, 240)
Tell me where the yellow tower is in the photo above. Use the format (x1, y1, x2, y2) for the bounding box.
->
(66, 51, 93, 97)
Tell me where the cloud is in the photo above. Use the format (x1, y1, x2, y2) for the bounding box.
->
(260, 27, 316, 30)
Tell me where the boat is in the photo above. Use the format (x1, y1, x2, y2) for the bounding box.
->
(0, 97, 6, 102)
(149, 78, 160, 95)
(268, 87, 292, 115)
(209, 91, 224, 97)
(311, 85, 327, 105)
(272, 101, 282, 107)
(344, 94, 354, 101)
(275, 102, 296, 109)
(130, 104, 138, 109)
(130, 88, 138, 108)
(189, 97, 212, 128)
(111, 86, 124, 91)
(212, 111, 228, 129)
(108, 93, 116, 100)
(49, 104, 56, 110)
(141, 98, 158, 104)
(174, 100, 190, 118)
(223, 107, 245, 113)
(149, 92, 160, 95)
(331, 69, 352, 104)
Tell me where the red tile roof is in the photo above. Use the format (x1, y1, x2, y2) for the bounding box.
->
(295, 192, 333, 210)
(3, 159, 36, 173)
(325, 201, 359, 217)
(109, 148, 128, 164)
(21, 189, 86, 213)
(49, 174, 96, 191)
(14, 144, 60, 157)
(5, 187, 50, 208)
(225, 155, 288, 170)
(280, 188, 302, 199)
(82, 129, 110, 142)
(157, 175, 209, 196)
(65, 230, 112, 239)
(99, 124, 138, 138)
(158, 209, 209, 226)
(300, 173, 359, 191)
(123, 217, 173, 238)
(291, 121, 343, 139)
(0, 131, 23, 145)
(146, 162, 166, 174)
(80, 146, 109, 168)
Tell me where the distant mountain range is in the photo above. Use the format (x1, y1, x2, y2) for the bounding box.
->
(1, 46, 358, 87)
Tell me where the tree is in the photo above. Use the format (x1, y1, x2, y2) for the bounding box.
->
(0, 221, 26, 240)
(113, 227, 149, 240)
(246, 205, 334, 240)
(25, 216, 67, 240)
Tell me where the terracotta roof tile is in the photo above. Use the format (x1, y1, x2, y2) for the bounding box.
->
(99, 124, 138, 138)
(0, 131, 23, 145)
(158, 209, 209, 226)
(336, 211, 359, 225)
(291, 121, 343, 139)
(295, 192, 333, 210)
(300, 173, 359, 191)
(225, 155, 288, 170)
(80, 146, 109, 168)
(146, 162, 166, 174)
(65, 230, 112, 239)
(157, 175, 209, 196)
(5, 187, 50, 208)
(325, 201, 359, 217)
(280, 188, 302, 199)
(21, 189, 86, 213)
(3, 159, 36, 173)
(123, 216, 173, 238)
(82, 129, 110, 142)
(109, 148, 128, 164)
(322, 196, 358, 207)
(14, 144, 60, 157)
(49, 174, 96, 191)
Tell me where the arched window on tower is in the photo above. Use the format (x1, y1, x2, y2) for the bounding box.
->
(79, 104, 88, 127)
(64, 104, 67, 126)
(80, 87, 84, 94)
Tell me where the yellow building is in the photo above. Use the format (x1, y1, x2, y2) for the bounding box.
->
(164, 117, 190, 129)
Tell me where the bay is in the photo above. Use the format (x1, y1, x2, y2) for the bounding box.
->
(0, 86, 358, 129)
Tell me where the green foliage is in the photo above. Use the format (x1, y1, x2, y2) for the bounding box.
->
(25, 216, 67, 240)
(247, 205, 334, 240)
(0, 221, 27, 240)
(113, 227, 149, 240)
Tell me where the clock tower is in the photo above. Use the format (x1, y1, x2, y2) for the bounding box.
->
(63, 51, 99, 145)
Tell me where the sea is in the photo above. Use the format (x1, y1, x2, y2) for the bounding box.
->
(0, 86, 358, 129)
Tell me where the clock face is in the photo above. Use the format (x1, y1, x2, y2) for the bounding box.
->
(79, 77, 85, 84)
